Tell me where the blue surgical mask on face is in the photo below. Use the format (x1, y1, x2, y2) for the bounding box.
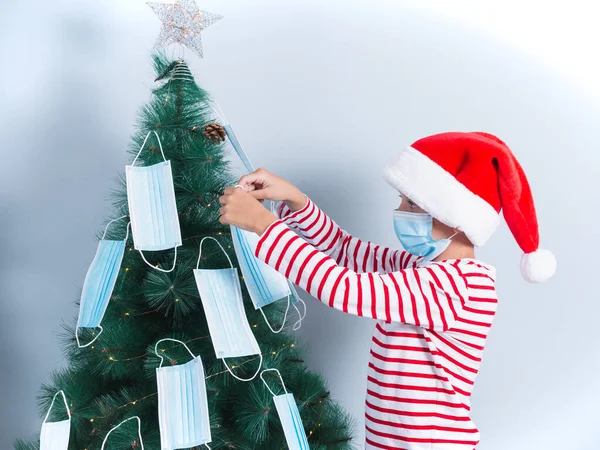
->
(393, 210, 458, 262)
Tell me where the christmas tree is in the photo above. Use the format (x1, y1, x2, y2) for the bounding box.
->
(15, 53, 356, 449)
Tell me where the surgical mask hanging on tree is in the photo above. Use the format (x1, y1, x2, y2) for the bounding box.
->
(209, 102, 307, 329)
(154, 339, 212, 450)
(126, 130, 182, 273)
(393, 210, 459, 262)
(193, 236, 263, 382)
(40, 390, 71, 450)
(230, 185, 305, 333)
(260, 369, 310, 450)
(100, 416, 145, 450)
(76, 216, 130, 348)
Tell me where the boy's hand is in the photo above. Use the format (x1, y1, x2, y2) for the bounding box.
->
(237, 168, 307, 212)
(218, 186, 278, 236)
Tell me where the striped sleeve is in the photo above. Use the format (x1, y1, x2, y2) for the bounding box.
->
(255, 220, 468, 330)
(273, 195, 418, 273)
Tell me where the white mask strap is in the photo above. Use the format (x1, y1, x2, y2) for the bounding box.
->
(154, 338, 196, 368)
(210, 102, 229, 125)
(101, 416, 144, 450)
(259, 295, 291, 334)
(223, 352, 263, 382)
(101, 215, 130, 240)
(197, 236, 233, 269)
(124, 221, 131, 242)
(131, 131, 167, 166)
(43, 390, 71, 423)
(76, 325, 104, 349)
(291, 298, 307, 331)
(138, 247, 177, 273)
(260, 368, 289, 396)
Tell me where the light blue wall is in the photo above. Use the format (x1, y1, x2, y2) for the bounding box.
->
(1, 1, 598, 449)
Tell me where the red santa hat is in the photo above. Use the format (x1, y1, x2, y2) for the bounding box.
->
(382, 131, 556, 283)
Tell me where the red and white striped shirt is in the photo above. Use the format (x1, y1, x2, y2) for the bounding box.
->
(255, 196, 497, 450)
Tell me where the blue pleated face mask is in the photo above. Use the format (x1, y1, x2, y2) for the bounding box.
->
(126, 130, 182, 273)
(76, 217, 130, 348)
(260, 369, 310, 450)
(194, 237, 263, 382)
(40, 391, 71, 450)
(230, 210, 306, 333)
(154, 339, 211, 450)
(393, 210, 458, 262)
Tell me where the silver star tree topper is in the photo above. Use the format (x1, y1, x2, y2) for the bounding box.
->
(147, 0, 223, 58)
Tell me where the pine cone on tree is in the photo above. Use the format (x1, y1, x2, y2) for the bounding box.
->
(202, 122, 226, 143)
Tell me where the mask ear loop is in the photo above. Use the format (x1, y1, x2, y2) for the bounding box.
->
(154, 338, 196, 368)
(101, 215, 130, 240)
(258, 295, 291, 334)
(197, 236, 233, 269)
(138, 247, 178, 273)
(131, 130, 167, 166)
(101, 416, 145, 450)
(43, 390, 71, 424)
(286, 282, 307, 331)
(222, 353, 263, 382)
(291, 297, 307, 331)
(260, 368, 288, 397)
(130, 131, 178, 273)
(76, 326, 103, 349)
(124, 221, 131, 242)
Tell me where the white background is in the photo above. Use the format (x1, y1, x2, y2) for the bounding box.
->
(1, 1, 599, 448)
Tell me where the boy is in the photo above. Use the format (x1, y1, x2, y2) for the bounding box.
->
(219, 131, 556, 449)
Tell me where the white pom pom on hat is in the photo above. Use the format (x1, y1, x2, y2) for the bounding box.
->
(521, 248, 557, 283)
(382, 131, 556, 283)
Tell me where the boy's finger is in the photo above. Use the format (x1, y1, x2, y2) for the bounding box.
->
(249, 189, 270, 200)
(238, 173, 258, 187)
(239, 172, 268, 189)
